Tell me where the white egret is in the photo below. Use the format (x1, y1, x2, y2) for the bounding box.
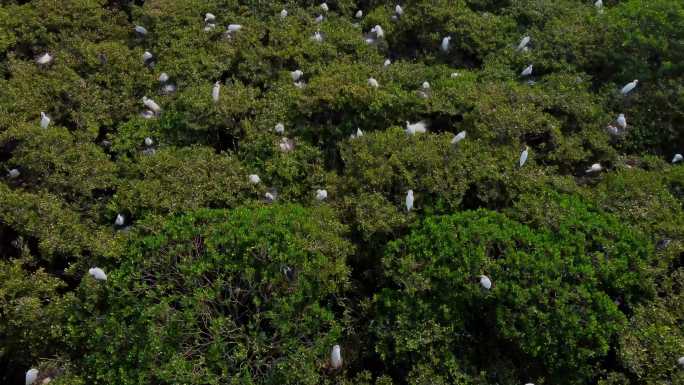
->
(40, 112, 50, 129)
(115, 214, 125, 226)
(517, 36, 530, 51)
(352, 128, 363, 138)
(368, 77, 379, 88)
(227, 24, 242, 32)
(521, 64, 533, 77)
(315, 189, 328, 201)
(275, 123, 285, 134)
(585, 163, 602, 173)
(212, 81, 221, 103)
(384, 58, 391, 67)
(406, 189, 414, 212)
(451, 131, 466, 144)
(280, 9, 288, 18)
(616, 113, 627, 129)
(320, 2, 329, 12)
(620, 79, 638, 95)
(8, 169, 20, 179)
(315, 14, 324, 23)
(291, 70, 303, 82)
(479, 275, 492, 290)
(422, 81, 430, 90)
(265, 190, 277, 202)
(519, 146, 529, 167)
(26, 368, 39, 385)
(673, 154, 683, 164)
(395, 5, 404, 16)
(331, 344, 343, 369)
(371, 25, 384, 39)
(158, 72, 169, 83)
(36, 53, 53, 65)
(88, 267, 107, 281)
(144, 137, 153, 147)
(142, 96, 161, 114)
(678, 356, 684, 367)
(606, 125, 619, 136)
(134, 25, 148, 36)
(279, 137, 295, 152)
(406, 121, 428, 135)
(595, 0, 603, 10)
(249, 174, 261, 184)
(204, 13, 216, 23)
(142, 51, 153, 63)
(441, 36, 451, 52)
(355, 10, 363, 18)
(312, 31, 324, 42)
(451, 72, 460, 78)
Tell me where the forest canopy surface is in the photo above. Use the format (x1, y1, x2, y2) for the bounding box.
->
(0, 0, 683, 384)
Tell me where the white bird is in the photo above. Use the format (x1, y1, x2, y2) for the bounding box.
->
(479, 275, 492, 290)
(315, 14, 324, 23)
(421, 81, 430, 90)
(36, 53, 53, 65)
(40, 112, 50, 129)
(204, 13, 216, 23)
(405, 190, 414, 211)
(521, 64, 533, 77)
(161, 83, 176, 94)
(352, 128, 363, 138)
(158, 72, 169, 83)
(678, 356, 684, 367)
(594, 0, 603, 10)
(616, 113, 627, 129)
(227, 24, 242, 32)
(8, 168, 20, 179)
(406, 121, 428, 135)
(280, 9, 288, 18)
(441, 36, 451, 52)
(320, 2, 329, 12)
(585, 163, 602, 173)
(279, 137, 295, 152)
(212, 81, 221, 103)
(264, 191, 276, 202)
(384, 59, 391, 67)
(88, 267, 107, 281)
(275, 123, 285, 134)
(315, 189, 328, 201)
(517, 36, 530, 51)
(144, 137, 153, 147)
(204, 23, 216, 32)
(606, 125, 619, 136)
(331, 344, 343, 369)
(294, 81, 306, 89)
(134, 25, 148, 36)
(620, 79, 638, 95)
(673, 154, 683, 164)
(368, 77, 379, 88)
(141, 110, 155, 119)
(142, 96, 161, 114)
(395, 5, 404, 16)
(312, 31, 323, 42)
(291, 70, 303, 82)
(371, 25, 384, 39)
(26, 368, 39, 385)
(450, 72, 461, 78)
(355, 10, 363, 18)
(249, 174, 261, 184)
(451, 131, 466, 144)
(114, 214, 125, 226)
(519, 146, 529, 167)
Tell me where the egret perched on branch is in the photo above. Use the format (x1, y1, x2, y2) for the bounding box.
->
(521, 64, 533, 77)
(517, 36, 530, 51)
(36, 53, 53, 65)
(406, 121, 427, 135)
(212, 81, 221, 103)
(320, 2, 329, 12)
(451, 131, 466, 144)
(351, 128, 363, 139)
(204, 13, 216, 23)
(586, 163, 602, 173)
(331, 345, 343, 369)
(134, 25, 148, 36)
(280, 9, 288, 18)
(144, 137, 153, 147)
(673, 154, 683, 164)
(26, 368, 39, 385)
(8, 169, 20, 179)
(315, 189, 328, 201)
(355, 10, 363, 18)
(620, 80, 638, 95)
(479, 275, 492, 290)
(142, 97, 161, 114)
(88, 267, 107, 281)
(114, 214, 125, 226)
(368, 77, 379, 88)
(406, 190, 414, 212)
(441, 36, 451, 52)
(519, 146, 529, 167)
(275, 123, 285, 134)
(312, 31, 324, 42)
(40, 112, 50, 129)
(249, 174, 261, 184)
(395, 5, 404, 16)
(616, 113, 627, 129)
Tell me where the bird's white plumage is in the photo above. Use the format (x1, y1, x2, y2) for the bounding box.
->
(521, 64, 533, 77)
(212, 81, 221, 103)
(40, 112, 50, 129)
(355, 128, 363, 138)
(383, 59, 391, 67)
(621, 80, 638, 95)
(395, 5, 404, 16)
(249, 174, 261, 184)
(517, 36, 530, 51)
(115, 214, 125, 226)
(142, 97, 161, 113)
(204, 13, 216, 23)
(8, 168, 20, 179)
(451, 131, 466, 144)
(280, 9, 288, 18)
(320, 3, 329, 12)
(406, 190, 414, 212)
(355, 10, 363, 18)
(371, 25, 384, 39)
(36, 53, 53, 65)
(142, 51, 153, 62)
(279, 137, 295, 152)
(594, 0, 603, 9)
(275, 123, 285, 134)
(315, 189, 328, 201)
(606, 125, 619, 136)
(479, 275, 492, 290)
(616, 113, 627, 129)
(26, 368, 39, 385)
(291, 70, 303, 82)
(134, 25, 148, 35)
(312, 32, 323, 42)
(158, 72, 169, 83)
(672, 154, 683, 164)
(519, 147, 529, 167)
(144, 137, 153, 147)
(586, 163, 602, 173)
(315, 14, 324, 23)
(451, 72, 460, 78)
(265, 192, 276, 201)
(441, 36, 451, 52)
(141, 110, 155, 119)
(227, 24, 242, 32)
(406, 121, 428, 135)
(89, 267, 107, 281)
(368, 77, 379, 88)
(331, 344, 343, 369)
(678, 356, 684, 367)
(422, 81, 430, 89)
